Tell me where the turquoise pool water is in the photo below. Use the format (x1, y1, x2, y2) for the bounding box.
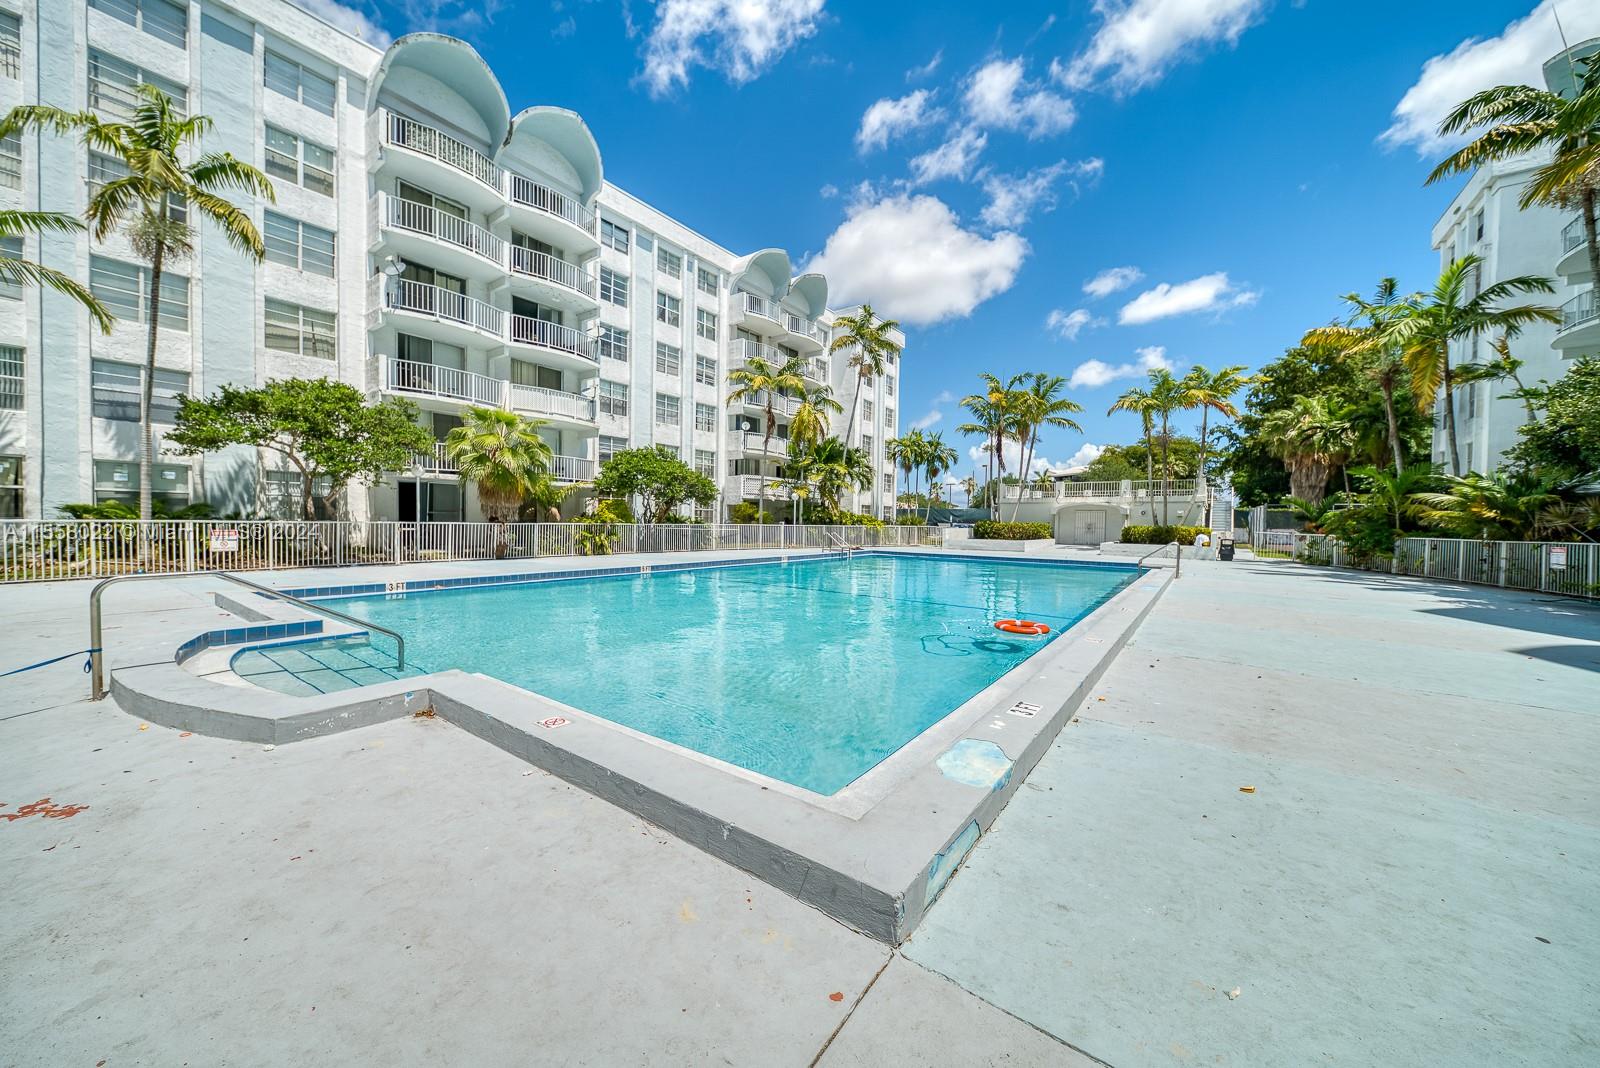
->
(251, 554, 1138, 794)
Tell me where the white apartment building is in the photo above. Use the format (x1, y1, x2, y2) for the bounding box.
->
(0, 0, 902, 521)
(1427, 38, 1598, 474)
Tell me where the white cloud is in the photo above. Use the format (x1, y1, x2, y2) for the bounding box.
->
(979, 158, 1101, 229)
(968, 440, 1055, 476)
(1068, 345, 1173, 389)
(1058, 0, 1267, 94)
(805, 193, 1028, 326)
(1380, 1, 1600, 154)
(907, 48, 944, 81)
(965, 57, 1076, 138)
(1059, 443, 1106, 471)
(1118, 271, 1258, 324)
(910, 390, 956, 430)
(909, 128, 988, 184)
(291, 0, 392, 44)
(1045, 308, 1102, 341)
(1083, 265, 1143, 298)
(856, 89, 940, 153)
(639, 0, 826, 97)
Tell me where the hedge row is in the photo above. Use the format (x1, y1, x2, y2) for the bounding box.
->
(973, 520, 1053, 540)
(1119, 524, 1210, 545)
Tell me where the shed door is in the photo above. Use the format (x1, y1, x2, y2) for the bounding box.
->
(1074, 509, 1106, 544)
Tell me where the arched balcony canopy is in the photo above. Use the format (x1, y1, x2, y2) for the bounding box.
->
(788, 273, 828, 319)
(735, 248, 792, 298)
(507, 107, 604, 203)
(370, 34, 511, 148)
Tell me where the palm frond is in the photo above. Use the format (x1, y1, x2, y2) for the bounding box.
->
(0, 255, 115, 333)
(0, 210, 86, 236)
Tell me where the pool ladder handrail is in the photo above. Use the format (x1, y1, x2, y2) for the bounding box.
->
(825, 530, 861, 556)
(1137, 540, 1182, 578)
(89, 570, 406, 701)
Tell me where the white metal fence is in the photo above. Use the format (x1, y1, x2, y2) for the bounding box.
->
(1250, 532, 1599, 600)
(0, 520, 941, 584)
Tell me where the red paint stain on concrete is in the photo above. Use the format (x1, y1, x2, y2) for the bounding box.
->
(0, 798, 90, 822)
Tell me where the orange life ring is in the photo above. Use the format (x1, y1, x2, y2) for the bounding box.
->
(994, 619, 1050, 636)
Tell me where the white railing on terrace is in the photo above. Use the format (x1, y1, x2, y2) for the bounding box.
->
(1000, 479, 1208, 502)
(508, 314, 597, 361)
(729, 338, 786, 366)
(380, 278, 506, 339)
(384, 112, 502, 191)
(549, 454, 596, 482)
(736, 292, 784, 324)
(736, 431, 791, 455)
(1562, 216, 1587, 254)
(382, 194, 504, 265)
(784, 312, 822, 342)
(507, 173, 596, 235)
(0, 520, 935, 583)
(509, 383, 596, 423)
(413, 441, 457, 472)
(510, 245, 595, 297)
(735, 390, 798, 416)
(804, 357, 829, 381)
(385, 357, 506, 408)
(731, 475, 800, 498)
(1560, 289, 1597, 331)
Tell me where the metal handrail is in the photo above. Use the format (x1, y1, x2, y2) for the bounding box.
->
(1137, 541, 1182, 578)
(89, 570, 406, 701)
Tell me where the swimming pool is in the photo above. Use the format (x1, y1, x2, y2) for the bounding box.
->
(257, 553, 1138, 794)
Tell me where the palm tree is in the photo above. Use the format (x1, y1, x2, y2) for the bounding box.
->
(1303, 280, 1413, 477)
(3, 86, 275, 519)
(1282, 495, 1339, 534)
(726, 353, 807, 521)
(1259, 394, 1351, 508)
(0, 211, 114, 332)
(829, 304, 902, 445)
(1008, 373, 1083, 520)
(960, 474, 978, 509)
(1383, 255, 1558, 477)
(519, 477, 587, 522)
(1177, 364, 1250, 526)
(887, 429, 927, 517)
(789, 379, 843, 451)
(1427, 53, 1600, 285)
(1457, 334, 1543, 424)
(1143, 369, 1188, 524)
(1535, 497, 1600, 542)
(446, 407, 552, 554)
(921, 432, 958, 522)
(1107, 385, 1158, 487)
(1350, 463, 1435, 531)
(958, 373, 1020, 518)
(1412, 472, 1561, 540)
(802, 437, 873, 511)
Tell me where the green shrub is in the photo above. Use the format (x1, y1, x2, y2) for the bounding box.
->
(728, 502, 762, 524)
(1119, 524, 1210, 545)
(591, 498, 634, 524)
(895, 515, 926, 526)
(973, 520, 1052, 540)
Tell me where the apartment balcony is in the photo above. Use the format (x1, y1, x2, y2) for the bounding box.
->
(382, 357, 507, 411)
(411, 441, 459, 474)
(725, 474, 800, 500)
(373, 277, 506, 350)
(507, 382, 598, 432)
(781, 311, 825, 354)
(508, 244, 597, 312)
(1558, 217, 1594, 285)
(410, 441, 595, 482)
(373, 193, 505, 284)
(732, 292, 786, 337)
(730, 430, 792, 458)
(733, 389, 798, 418)
(506, 314, 599, 373)
(801, 355, 829, 383)
(549, 454, 597, 482)
(375, 110, 504, 214)
(1553, 289, 1600, 352)
(729, 337, 787, 370)
(505, 173, 600, 255)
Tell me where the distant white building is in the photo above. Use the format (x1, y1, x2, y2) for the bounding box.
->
(1427, 38, 1598, 474)
(0, 1, 902, 521)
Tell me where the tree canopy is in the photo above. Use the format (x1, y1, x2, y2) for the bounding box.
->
(591, 446, 716, 524)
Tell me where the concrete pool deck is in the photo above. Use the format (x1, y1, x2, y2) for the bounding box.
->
(3, 553, 1597, 1064)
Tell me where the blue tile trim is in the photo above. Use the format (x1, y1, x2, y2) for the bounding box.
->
(173, 619, 326, 665)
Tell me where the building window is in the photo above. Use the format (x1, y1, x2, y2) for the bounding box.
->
(89, 255, 190, 329)
(91, 0, 188, 48)
(694, 402, 715, 432)
(600, 218, 630, 254)
(696, 308, 718, 341)
(599, 266, 628, 306)
(696, 266, 718, 296)
(264, 125, 334, 197)
(598, 380, 629, 417)
(885, 376, 894, 396)
(265, 299, 336, 359)
(264, 51, 335, 117)
(1472, 210, 1485, 242)
(598, 325, 629, 362)
(862, 434, 874, 457)
(0, 455, 19, 517)
(91, 359, 188, 423)
(694, 449, 715, 478)
(1467, 383, 1477, 418)
(0, 237, 19, 299)
(636, 233, 653, 253)
(657, 248, 682, 278)
(88, 49, 186, 120)
(264, 212, 335, 276)
(862, 399, 874, 421)
(694, 355, 717, 386)
(656, 291, 681, 328)
(655, 392, 680, 427)
(93, 458, 190, 505)
(0, 131, 18, 190)
(598, 434, 627, 464)
(87, 152, 187, 223)
(655, 342, 680, 376)
(883, 472, 893, 494)
(885, 407, 895, 429)
(261, 469, 332, 519)
(0, 345, 21, 410)
(0, 13, 18, 81)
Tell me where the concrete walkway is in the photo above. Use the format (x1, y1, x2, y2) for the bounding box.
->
(903, 560, 1600, 1067)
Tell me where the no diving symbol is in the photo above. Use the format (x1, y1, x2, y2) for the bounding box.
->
(1006, 702, 1041, 719)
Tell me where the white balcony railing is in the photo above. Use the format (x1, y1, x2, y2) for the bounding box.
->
(510, 245, 596, 297)
(382, 194, 505, 266)
(804, 356, 829, 381)
(381, 278, 506, 339)
(507, 173, 597, 235)
(784, 312, 822, 342)
(999, 479, 1209, 502)
(1560, 289, 1598, 331)
(385, 357, 508, 408)
(507, 315, 597, 362)
(731, 475, 800, 499)
(549, 454, 596, 482)
(508, 383, 596, 423)
(413, 441, 458, 473)
(384, 112, 502, 191)
(1562, 217, 1588, 255)
(736, 292, 784, 324)
(736, 431, 791, 456)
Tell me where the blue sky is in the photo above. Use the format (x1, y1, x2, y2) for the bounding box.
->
(308, 0, 1600, 481)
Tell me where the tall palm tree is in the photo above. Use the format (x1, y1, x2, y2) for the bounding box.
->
(0, 211, 114, 331)
(1107, 385, 1158, 488)
(829, 304, 902, 445)
(1142, 369, 1188, 524)
(1259, 394, 1351, 508)
(921, 432, 958, 522)
(1008, 373, 1083, 520)
(788, 379, 843, 452)
(1382, 255, 1558, 476)
(1303, 279, 1413, 476)
(3, 85, 275, 518)
(726, 353, 806, 521)
(960, 473, 978, 509)
(958, 373, 1020, 518)
(446, 407, 553, 551)
(886, 429, 926, 517)
(1427, 53, 1600, 285)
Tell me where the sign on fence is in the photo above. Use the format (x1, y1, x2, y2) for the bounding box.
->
(1549, 545, 1567, 571)
(208, 528, 240, 553)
